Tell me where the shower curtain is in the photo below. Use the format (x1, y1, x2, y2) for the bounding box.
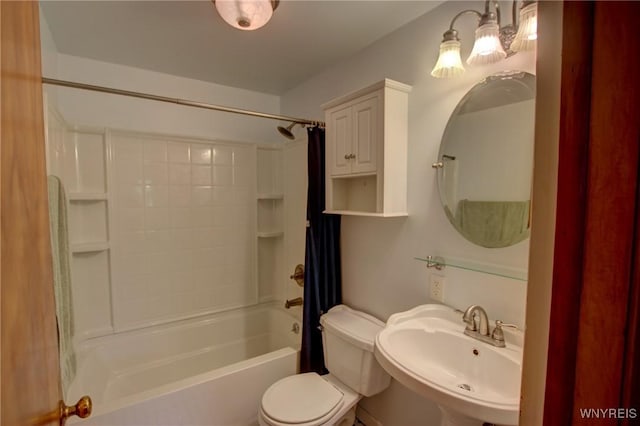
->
(300, 126, 342, 374)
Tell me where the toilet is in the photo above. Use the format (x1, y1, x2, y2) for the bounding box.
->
(258, 305, 391, 426)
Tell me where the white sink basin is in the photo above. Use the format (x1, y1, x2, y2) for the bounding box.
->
(374, 304, 523, 426)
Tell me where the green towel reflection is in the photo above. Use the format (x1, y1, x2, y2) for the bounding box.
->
(454, 199, 530, 248)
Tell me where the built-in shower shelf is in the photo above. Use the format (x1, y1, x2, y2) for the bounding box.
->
(257, 231, 284, 238)
(71, 242, 110, 253)
(257, 193, 284, 200)
(68, 192, 108, 201)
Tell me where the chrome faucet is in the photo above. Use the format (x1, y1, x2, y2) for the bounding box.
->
(462, 305, 490, 336)
(461, 305, 517, 348)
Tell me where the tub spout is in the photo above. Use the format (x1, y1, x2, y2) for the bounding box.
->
(285, 297, 303, 309)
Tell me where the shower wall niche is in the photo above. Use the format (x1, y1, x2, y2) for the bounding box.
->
(257, 147, 285, 303)
(45, 104, 289, 341)
(46, 106, 113, 339)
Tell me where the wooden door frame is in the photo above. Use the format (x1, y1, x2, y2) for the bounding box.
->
(544, 1, 640, 423)
(1, 2, 62, 425)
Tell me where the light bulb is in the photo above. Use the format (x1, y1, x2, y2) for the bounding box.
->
(512, 2, 538, 52)
(467, 22, 507, 66)
(431, 40, 465, 78)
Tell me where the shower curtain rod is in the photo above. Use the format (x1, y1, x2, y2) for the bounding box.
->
(42, 77, 325, 128)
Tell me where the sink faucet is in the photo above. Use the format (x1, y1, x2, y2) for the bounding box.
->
(461, 305, 516, 348)
(462, 305, 490, 336)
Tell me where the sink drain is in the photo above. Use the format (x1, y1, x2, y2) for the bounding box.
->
(457, 383, 472, 392)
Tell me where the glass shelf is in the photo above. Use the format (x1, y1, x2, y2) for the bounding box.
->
(415, 256, 527, 281)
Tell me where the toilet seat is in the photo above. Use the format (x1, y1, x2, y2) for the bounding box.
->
(260, 373, 345, 426)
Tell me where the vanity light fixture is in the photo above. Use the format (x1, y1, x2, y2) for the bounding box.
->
(213, 0, 279, 31)
(431, 1, 537, 78)
(511, 1, 538, 52)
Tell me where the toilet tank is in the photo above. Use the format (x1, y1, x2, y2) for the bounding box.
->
(320, 305, 391, 397)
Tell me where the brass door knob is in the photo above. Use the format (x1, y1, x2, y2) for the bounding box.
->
(60, 396, 92, 425)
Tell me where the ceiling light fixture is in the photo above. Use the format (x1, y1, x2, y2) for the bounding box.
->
(214, 0, 279, 31)
(431, 1, 537, 78)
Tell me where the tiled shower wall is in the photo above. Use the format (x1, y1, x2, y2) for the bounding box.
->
(110, 134, 257, 330)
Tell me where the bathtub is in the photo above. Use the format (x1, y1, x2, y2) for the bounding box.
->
(68, 303, 301, 425)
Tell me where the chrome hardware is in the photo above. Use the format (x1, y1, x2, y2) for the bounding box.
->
(462, 306, 518, 348)
(432, 155, 455, 169)
(289, 264, 304, 287)
(425, 255, 445, 270)
(463, 305, 489, 335)
(60, 396, 92, 425)
(291, 322, 300, 334)
(490, 320, 518, 345)
(285, 297, 303, 309)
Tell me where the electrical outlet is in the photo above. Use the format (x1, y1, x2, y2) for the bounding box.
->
(430, 274, 445, 302)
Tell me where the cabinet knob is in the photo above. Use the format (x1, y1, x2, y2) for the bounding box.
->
(344, 154, 350, 160)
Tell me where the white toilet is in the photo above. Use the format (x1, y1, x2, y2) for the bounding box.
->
(258, 305, 391, 426)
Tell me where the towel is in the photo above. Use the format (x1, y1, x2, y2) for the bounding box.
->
(47, 175, 76, 395)
(455, 199, 530, 248)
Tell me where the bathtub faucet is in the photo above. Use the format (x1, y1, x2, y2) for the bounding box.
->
(285, 297, 303, 309)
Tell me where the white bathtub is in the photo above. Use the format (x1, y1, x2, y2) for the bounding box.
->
(68, 303, 301, 425)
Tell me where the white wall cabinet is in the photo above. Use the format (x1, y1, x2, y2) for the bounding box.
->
(323, 79, 411, 216)
(328, 94, 378, 176)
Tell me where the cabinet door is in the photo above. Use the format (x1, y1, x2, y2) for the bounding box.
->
(327, 105, 352, 176)
(351, 95, 378, 174)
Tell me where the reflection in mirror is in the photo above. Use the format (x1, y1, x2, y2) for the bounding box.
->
(436, 71, 535, 248)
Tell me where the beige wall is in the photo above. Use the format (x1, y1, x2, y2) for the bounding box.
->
(520, 1, 563, 424)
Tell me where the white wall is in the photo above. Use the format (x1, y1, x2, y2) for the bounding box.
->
(40, 4, 59, 104)
(281, 1, 536, 424)
(108, 134, 257, 330)
(45, 52, 283, 144)
(283, 140, 308, 317)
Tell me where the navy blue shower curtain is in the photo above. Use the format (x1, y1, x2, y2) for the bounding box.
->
(300, 126, 341, 374)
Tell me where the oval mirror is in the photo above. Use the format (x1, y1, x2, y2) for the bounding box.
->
(435, 71, 536, 248)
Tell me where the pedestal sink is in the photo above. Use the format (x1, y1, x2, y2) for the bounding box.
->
(374, 304, 523, 426)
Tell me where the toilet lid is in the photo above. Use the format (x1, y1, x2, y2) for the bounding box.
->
(261, 373, 344, 424)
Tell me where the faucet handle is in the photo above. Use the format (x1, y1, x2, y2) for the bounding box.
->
(491, 320, 519, 343)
